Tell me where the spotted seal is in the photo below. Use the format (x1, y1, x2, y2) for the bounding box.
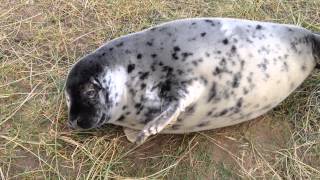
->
(65, 17, 320, 144)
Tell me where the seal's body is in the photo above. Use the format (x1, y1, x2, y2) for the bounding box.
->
(65, 18, 320, 144)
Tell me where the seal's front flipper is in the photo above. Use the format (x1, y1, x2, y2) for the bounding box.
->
(134, 103, 181, 145)
(123, 128, 140, 143)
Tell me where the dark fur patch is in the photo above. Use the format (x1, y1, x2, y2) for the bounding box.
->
(140, 83, 146, 89)
(172, 53, 179, 60)
(309, 34, 320, 65)
(139, 72, 149, 80)
(197, 121, 209, 127)
(231, 45, 237, 53)
(232, 72, 241, 88)
(222, 38, 229, 45)
(186, 104, 196, 114)
(173, 46, 181, 51)
(137, 54, 142, 59)
(256, 25, 262, 30)
(207, 82, 217, 102)
(117, 115, 125, 121)
(217, 109, 228, 116)
(171, 124, 181, 130)
(116, 42, 124, 47)
(204, 19, 215, 26)
(127, 64, 135, 73)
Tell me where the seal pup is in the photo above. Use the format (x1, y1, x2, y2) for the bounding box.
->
(65, 17, 320, 144)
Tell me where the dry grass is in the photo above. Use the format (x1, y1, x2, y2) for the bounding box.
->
(0, 0, 320, 179)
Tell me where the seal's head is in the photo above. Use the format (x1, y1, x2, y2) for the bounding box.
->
(65, 54, 113, 130)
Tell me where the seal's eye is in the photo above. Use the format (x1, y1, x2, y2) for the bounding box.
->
(85, 89, 96, 98)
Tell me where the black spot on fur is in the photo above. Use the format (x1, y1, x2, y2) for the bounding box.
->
(240, 60, 245, 69)
(213, 67, 222, 75)
(158, 80, 172, 98)
(171, 124, 181, 130)
(173, 46, 181, 51)
(236, 98, 243, 108)
(192, 60, 198, 66)
(127, 64, 135, 73)
(109, 47, 114, 51)
(141, 83, 146, 89)
(232, 72, 241, 88)
(191, 22, 197, 25)
(207, 111, 212, 116)
(117, 115, 125, 121)
(200, 76, 208, 85)
(134, 103, 144, 115)
(204, 19, 215, 26)
(197, 121, 210, 127)
(116, 42, 124, 47)
(231, 45, 237, 53)
(151, 54, 157, 58)
(177, 69, 184, 75)
(186, 104, 196, 114)
(181, 52, 193, 61)
(137, 54, 142, 59)
(201, 32, 206, 37)
(162, 66, 174, 76)
(219, 58, 226, 66)
(172, 53, 179, 60)
(144, 108, 161, 121)
(257, 62, 267, 71)
(135, 103, 142, 109)
(122, 105, 127, 110)
(181, 79, 193, 85)
(150, 63, 156, 72)
(218, 109, 228, 116)
(282, 62, 289, 72)
(256, 25, 262, 30)
(222, 38, 229, 45)
(139, 72, 149, 80)
(207, 82, 217, 102)
(146, 39, 154, 46)
(243, 87, 249, 95)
